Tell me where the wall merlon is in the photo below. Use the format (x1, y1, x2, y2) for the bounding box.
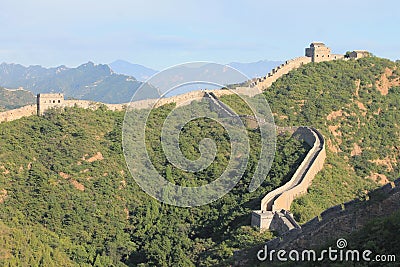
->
(260, 177, 400, 251)
(320, 204, 344, 221)
(343, 199, 362, 210)
(300, 216, 320, 230)
(369, 183, 395, 199)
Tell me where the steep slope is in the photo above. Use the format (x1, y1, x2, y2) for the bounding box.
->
(0, 57, 399, 266)
(0, 105, 309, 266)
(217, 57, 400, 266)
(227, 180, 400, 266)
(261, 57, 400, 223)
(0, 62, 159, 103)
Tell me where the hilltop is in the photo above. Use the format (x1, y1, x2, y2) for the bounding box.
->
(218, 56, 400, 265)
(109, 60, 158, 82)
(263, 56, 400, 222)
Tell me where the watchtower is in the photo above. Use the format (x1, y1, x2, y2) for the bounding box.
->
(305, 42, 332, 62)
(37, 93, 64, 115)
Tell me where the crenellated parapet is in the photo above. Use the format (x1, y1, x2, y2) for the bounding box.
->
(251, 42, 368, 91)
(251, 127, 326, 233)
(250, 57, 312, 90)
(263, 178, 400, 251)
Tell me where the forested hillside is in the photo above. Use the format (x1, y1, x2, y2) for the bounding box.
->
(220, 57, 400, 266)
(263, 57, 399, 222)
(0, 56, 399, 266)
(0, 104, 307, 266)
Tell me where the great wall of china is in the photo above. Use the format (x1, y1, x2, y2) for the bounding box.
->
(251, 126, 326, 233)
(262, 178, 400, 252)
(0, 42, 373, 234)
(250, 57, 312, 90)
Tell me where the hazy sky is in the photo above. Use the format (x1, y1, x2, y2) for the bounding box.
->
(1, 0, 399, 69)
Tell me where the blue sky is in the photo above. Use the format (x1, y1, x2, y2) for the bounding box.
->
(0, 0, 399, 69)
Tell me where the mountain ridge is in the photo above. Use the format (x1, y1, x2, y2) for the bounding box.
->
(0, 62, 159, 104)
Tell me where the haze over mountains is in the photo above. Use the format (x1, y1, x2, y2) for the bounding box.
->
(0, 59, 282, 107)
(0, 62, 159, 104)
(109, 59, 283, 81)
(109, 60, 158, 82)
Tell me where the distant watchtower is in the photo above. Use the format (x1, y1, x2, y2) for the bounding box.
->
(37, 93, 64, 115)
(305, 42, 332, 62)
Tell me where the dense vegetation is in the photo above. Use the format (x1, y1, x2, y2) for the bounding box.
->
(0, 104, 307, 266)
(220, 57, 400, 266)
(217, 57, 400, 266)
(343, 208, 400, 263)
(262, 57, 399, 222)
(0, 56, 399, 266)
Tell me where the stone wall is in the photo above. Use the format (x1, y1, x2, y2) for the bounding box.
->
(251, 127, 325, 233)
(63, 100, 127, 111)
(251, 57, 312, 90)
(0, 104, 37, 123)
(271, 127, 326, 211)
(0, 43, 369, 124)
(270, 210, 300, 233)
(250, 43, 368, 91)
(0, 88, 240, 124)
(265, 178, 400, 251)
(257, 127, 325, 211)
(37, 93, 64, 115)
(305, 42, 332, 62)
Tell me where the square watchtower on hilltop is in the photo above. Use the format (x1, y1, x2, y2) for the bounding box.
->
(305, 42, 344, 62)
(37, 93, 65, 115)
(305, 42, 332, 62)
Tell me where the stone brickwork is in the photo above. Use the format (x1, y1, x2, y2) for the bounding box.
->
(251, 57, 312, 90)
(37, 93, 64, 115)
(251, 42, 368, 91)
(251, 127, 326, 233)
(0, 42, 369, 124)
(305, 42, 332, 62)
(0, 89, 238, 124)
(0, 104, 37, 123)
(263, 178, 400, 252)
(63, 100, 126, 111)
(348, 50, 370, 59)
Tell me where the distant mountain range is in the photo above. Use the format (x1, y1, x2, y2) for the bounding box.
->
(0, 59, 282, 107)
(108, 60, 283, 81)
(109, 60, 158, 82)
(0, 62, 159, 104)
(227, 60, 284, 78)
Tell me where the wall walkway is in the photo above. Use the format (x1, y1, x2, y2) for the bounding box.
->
(264, 178, 400, 251)
(251, 127, 326, 232)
